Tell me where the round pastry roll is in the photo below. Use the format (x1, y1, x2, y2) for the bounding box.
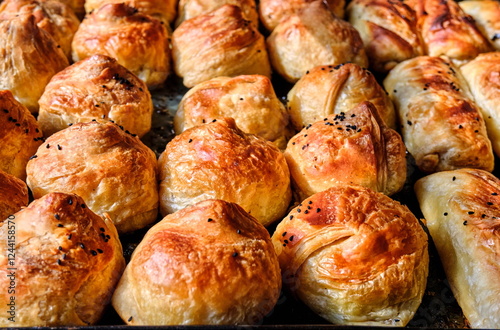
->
(0, 0, 80, 60)
(0, 90, 44, 180)
(175, 0, 259, 28)
(174, 75, 292, 150)
(272, 184, 429, 326)
(259, 0, 345, 32)
(26, 121, 159, 233)
(0, 169, 29, 221)
(38, 54, 153, 138)
(287, 63, 397, 131)
(0, 192, 125, 326)
(159, 117, 291, 227)
(172, 4, 271, 88)
(112, 199, 282, 325)
(285, 101, 406, 201)
(84, 0, 177, 24)
(266, 0, 368, 83)
(72, 2, 171, 88)
(0, 14, 69, 113)
(459, 0, 500, 51)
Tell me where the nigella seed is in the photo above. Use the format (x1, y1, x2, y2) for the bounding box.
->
(80, 243, 85, 249)
(57, 224, 64, 228)
(458, 125, 463, 129)
(482, 214, 487, 218)
(284, 240, 289, 244)
(407, 121, 412, 126)
(81, 204, 86, 208)
(46, 144, 50, 148)
(90, 250, 98, 256)
(289, 236, 294, 241)
(487, 202, 493, 205)
(232, 252, 239, 257)
(463, 221, 468, 226)
(97, 249, 103, 254)
(236, 229, 241, 234)
(304, 210, 309, 214)
(188, 139, 193, 143)
(468, 211, 474, 215)
(100, 227, 105, 232)
(54, 214, 60, 220)
(316, 208, 321, 213)
(62, 253, 67, 260)
(297, 209, 301, 213)
(57, 259, 62, 265)
(29, 155, 37, 160)
(207, 218, 213, 222)
(67, 234, 72, 240)
(68, 199, 73, 205)
(58, 246, 63, 250)
(492, 192, 498, 196)
(57, 144, 62, 150)
(289, 215, 294, 220)
(444, 212, 448, 216)
(128, 316, 133, 322)
(282, 232, 287, 237)
(452, 176, 456, 181)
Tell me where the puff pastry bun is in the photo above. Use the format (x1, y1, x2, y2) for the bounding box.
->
(459, 0, 500, 51)
(415, 168, 500, 329)
(175, 0, 259, 28)
(0, 0, 80, 60)
(266, 0, 368, 83)
(272, 184, 429, 326)
(347, 0, 424, 73)
(285, 101, 406, 201)
(287, 63, 396, 131)
(259, 0, 345, 32)
(0, 192, 125, 326)
(172, 4, 271, 88)
(158, 117, 291, 227)
(0, 14, 69, 113)
(174, 75, 291, 150)
(38, 54, 153, 138)
(0, 90, 44, 180)
(384, 55, 494, 173)
(112, 199, 281, 325)
(84, 0, 177, 24)
(26, 121, 159, 233)
(72, 3, 171, 88)
(0, 170, 28, 221)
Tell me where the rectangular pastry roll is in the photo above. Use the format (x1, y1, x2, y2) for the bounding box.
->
(384, 55, 494, 173)
(459, 0, 500, 51)
(415, 168, 500, 329)
(461, 52, 500, 158)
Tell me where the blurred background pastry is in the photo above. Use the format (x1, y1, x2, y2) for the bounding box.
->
(38, 54, 153, 138)
(459, 0, 500, 51)
(112, 199, 281, 325)
(0, 192, 125, 326)
(26, 121, 159, 233)
(0, 169, 29, 221)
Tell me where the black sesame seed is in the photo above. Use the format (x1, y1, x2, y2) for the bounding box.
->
(317, 208, 321, 213)
(284, 240, 289, 244)
(237, 229, 241, 234)
(57, 144, 62, 150)
(57, 259, 62, 265)
(443, 212, 448, 216)
(97, 249, 103, 253)
(207, 218, 213, 222)
(80, 243, 85, 249)
(100, 227, 105, 232)
(29, 155, 37, 160)
(452, 176, 456, 181)
(54, 214, 60, 220)
(304, 210, 309, 214)
(68, 198, 73, 205)
(493, 193, 498, 196)
(283, 244, 287, 247)
(188, 139, 193, 143)
(68, 234, 72, 240)
(2, 109, 8, 113)
(487, 202, 493, 205)
(62, 253, 67, 259)
(58, 246, 63, 250)
(81, 204, 86, 208)
(458, 125, 463, 129)
(57, 224, 64, 228)
(232, 252, 239, 257)
(289, 215, 294, 220)
(128, 316, 133, 322)
(46, 144, 50, 148)
(297, 209, 301, 213)
(482, 214, 487, 218)
(463, 221, 468, 226)
(407, 121, 412, 126)
(468, 211, 474, 215)
(289, 235, 294, 241)
(90, 250, 98, 256)
(282, 232, 287, 237)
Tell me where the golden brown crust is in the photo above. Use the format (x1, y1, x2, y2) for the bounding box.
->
(384, 55, 494, 173)
(0, 0, 80, 60)
(174, 75, 292, 150)
(259, 0, 345, 32)
(347, 0, 424, 73)
(415, 168, 500, 328)
(172, 4, 271, 88)
(84, 0, 178, 24)
(0, 90, 44, 180)
(158, 117, 291, 227)
(412, 0, 493, 66)
(0, 169, 29, 221)
(56, 0, 85, 18)
(0, 14, 69, 113)
(272, 184, 428, 326)
(266, 1, 368, 83)
(38, 54, 153, 138)
(26, 121, 159, 233)
(460, 52, 500, 158)
(0, 192, 125, 326)
(459, 0, 500, 51)
(112, 199, 281, 325)
(286, 63, 397, 131)
(284, 101, 406, 201)
(72, 3, 171, 88)
(175, 0, 259, 28)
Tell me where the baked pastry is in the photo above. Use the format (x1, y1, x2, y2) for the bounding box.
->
(175, 0, 259, 28)
(56, 0, 85, 18)
(266, 0, 368, 83)
(414, 168, 500, 329)
(174, 75, 292, 150)
(0, 90, 44, 180)
(0, 0, 80, 60)
(72, 3, 171, 89)
(272, 184, 428, 326)
(0, 14, 69, 112)
(84, 0, 177, 24)
(259, 0, 345, 32)
(460, 52, 500, 158)
(38, 54, 153, 138)
(26, 121, 159, 233)
(112, 199, 281, 325)
(384, 55, 494, 173)
(0, 192, 125, 326)
(0, 169, 29, 221)
(286, 63, 396, 131)
(459, 0, 500, 51)
(158, 117, 291, 227)
(412, 0, 493, 67)
(347, 0, 424, 73)
(285, 101, 406, 201)
(172, 4, 271, 88)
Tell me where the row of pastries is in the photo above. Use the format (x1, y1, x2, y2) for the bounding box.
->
(1, 0, 500, 327)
